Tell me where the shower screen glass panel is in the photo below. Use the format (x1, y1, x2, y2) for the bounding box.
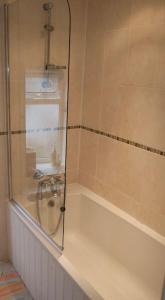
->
(7, 0, 70, 250)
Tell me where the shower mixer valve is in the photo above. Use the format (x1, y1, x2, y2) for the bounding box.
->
(33, 169, 64, 199)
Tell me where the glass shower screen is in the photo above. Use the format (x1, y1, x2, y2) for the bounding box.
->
(6, 0, 70, 250)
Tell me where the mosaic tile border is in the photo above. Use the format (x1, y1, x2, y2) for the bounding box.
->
(1, 124, 165, 157)
(10, 125, 81, 135)
(0, 125, 80, 136)
(0, 131, 7, 136)
(81, 125, 165, 157)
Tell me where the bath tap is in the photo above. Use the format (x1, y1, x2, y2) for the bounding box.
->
(33, 169, 52, 184)
(33, 169, 45, 180)
(51, 176, 64, 197)
(33, 169, 64, 199)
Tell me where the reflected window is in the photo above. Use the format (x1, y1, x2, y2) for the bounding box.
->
(25, 70, 66, 175)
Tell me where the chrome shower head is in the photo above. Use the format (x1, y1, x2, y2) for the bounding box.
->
(43, 2, 53, 11)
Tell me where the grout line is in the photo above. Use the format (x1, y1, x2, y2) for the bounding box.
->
(1, 125, 165, 157)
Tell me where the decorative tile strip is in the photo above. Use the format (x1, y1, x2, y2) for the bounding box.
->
(0, 131, 8, 136)
(11, 130, 26, 135)
(81, 125, 165, 157)
(9, 124, 164, 157)
(10, 125, 81, 135)
(67, 125, 81, 129)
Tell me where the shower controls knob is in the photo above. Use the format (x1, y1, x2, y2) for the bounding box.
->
(60, 206, 66, 213)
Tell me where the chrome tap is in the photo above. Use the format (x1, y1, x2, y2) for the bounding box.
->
(33, 169, 64, 199)
(33, 169, 45, 180)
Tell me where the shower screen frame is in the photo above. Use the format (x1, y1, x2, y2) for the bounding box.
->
(3, 0, 71, 252)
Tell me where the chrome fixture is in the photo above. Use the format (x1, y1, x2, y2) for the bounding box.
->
(33, 169, 64, 226)
(33, 169, 65, 234)
(43, 2, 54, 70)
(33, 169, 45, 180)
(33, 170, 64, 198)
(43, 2, 66, 71)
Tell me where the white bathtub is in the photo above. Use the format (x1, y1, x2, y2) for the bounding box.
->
(64, 184, 165, 300)
(9, 184, 165, 300)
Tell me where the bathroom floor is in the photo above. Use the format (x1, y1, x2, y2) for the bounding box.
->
(0, 262, 32, 300)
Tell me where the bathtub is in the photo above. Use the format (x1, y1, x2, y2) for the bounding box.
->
(8, 184, 165, 300)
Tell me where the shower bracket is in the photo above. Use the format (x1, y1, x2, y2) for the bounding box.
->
(43, 2, 67, 71)
(43, 2, 55, 70)
(44, 24, 54, 32)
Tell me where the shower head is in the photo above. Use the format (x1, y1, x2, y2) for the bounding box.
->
(43, 2, 53, 11)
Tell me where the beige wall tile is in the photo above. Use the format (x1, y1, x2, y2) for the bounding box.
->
(51, 0, 70, 66)
(66, 169, 79, 184)
(130, 0, 157, 28)
(79, 130, 99, 177)
(11, 134, 26, 197)
(67, 129, 80, 171)
(66, 127, 81, 183)
(86, 0, 105, 35)
(68, 0, 87, 126)
(103, 29, 130, 86)
(103, 0, 132, 31)
(153, 24, 165, 89)
(154, 0, 165, 25)
(130, 0, 165, 28)
(96, 136, 138, 201)
(67, 0, 87, 180)
(126, 25, 158, 87)
(82, 32, 104, 129)
(79, 170, 96, 191)
(0, 9, 6, 133)
(96, 136, 165, 213)
(100, 85, 165, 150)
(10, 80, 25, 131)
(87, 0, 131, 34)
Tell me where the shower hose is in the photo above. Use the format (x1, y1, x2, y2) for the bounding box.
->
(36, 181, 63, 237)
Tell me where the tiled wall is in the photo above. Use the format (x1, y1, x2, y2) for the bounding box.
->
(79, 0, 165, 236)
(66, 0, 87, 183)
(0, 7, 8, 260)
(6, 0, 87, 194)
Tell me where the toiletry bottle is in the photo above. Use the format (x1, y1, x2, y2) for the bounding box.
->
(51, 147, 57, 167)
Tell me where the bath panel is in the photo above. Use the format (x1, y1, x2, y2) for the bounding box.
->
(8, 203, 96, 300)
